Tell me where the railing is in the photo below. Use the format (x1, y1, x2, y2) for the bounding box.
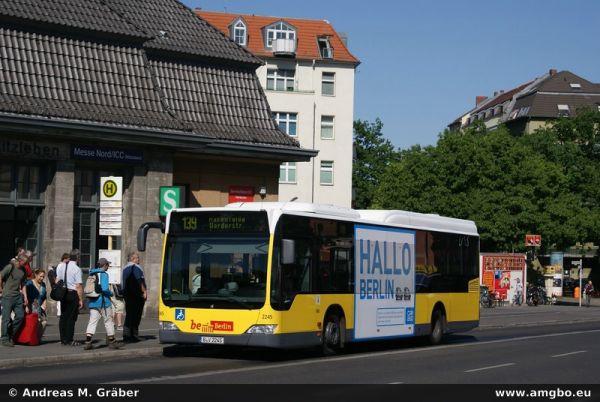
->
(321, 47, 334, 59)
(272, 38, 296, 55)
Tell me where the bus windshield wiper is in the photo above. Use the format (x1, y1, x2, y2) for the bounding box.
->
(223, 297, 255, 309)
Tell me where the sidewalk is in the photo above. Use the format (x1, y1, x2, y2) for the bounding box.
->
(556, 295, 600, 307)
(0, 312, 163, 369)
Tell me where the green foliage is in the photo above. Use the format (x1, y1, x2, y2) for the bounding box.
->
(373, 109, 600, 252)
(352, 118, 397, 209)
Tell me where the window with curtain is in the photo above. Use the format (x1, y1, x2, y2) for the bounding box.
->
(320, 115, 335, 139)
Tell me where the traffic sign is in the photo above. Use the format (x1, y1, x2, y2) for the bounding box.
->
(160, 186, 182, 217)
(100, 176, 123, 237)
(100, 177, 122, 201)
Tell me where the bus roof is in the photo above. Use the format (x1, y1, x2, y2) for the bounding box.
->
(220, 202, 478, 236)
(167, 202, 477, 236)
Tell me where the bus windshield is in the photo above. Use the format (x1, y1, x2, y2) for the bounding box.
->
(162, 236, 269, 309)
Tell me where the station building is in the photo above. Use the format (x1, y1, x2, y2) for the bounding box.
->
(0, 0, 316, 312)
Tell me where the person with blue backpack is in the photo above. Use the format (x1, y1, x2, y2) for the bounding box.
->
(83, 258, 123, 350)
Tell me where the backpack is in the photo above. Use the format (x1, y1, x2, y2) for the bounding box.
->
(112, 283, 124, 298)
(84, 273, 103, 298)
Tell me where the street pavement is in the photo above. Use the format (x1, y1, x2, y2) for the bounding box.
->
(0, 297, 598, 369)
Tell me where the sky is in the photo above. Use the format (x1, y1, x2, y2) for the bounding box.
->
(182, 0, 600, 150)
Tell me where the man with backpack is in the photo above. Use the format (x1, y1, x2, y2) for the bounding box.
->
(83, 258, 123, 350)
(0, 253, 29, 347)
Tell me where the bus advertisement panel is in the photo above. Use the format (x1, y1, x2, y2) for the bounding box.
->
(354, 225, 416, 340)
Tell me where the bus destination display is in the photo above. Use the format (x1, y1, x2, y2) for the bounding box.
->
(170, 211, 268, 235)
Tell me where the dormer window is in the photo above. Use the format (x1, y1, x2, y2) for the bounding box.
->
(318, 37, 333, 59)
(231, 19, 247, 46)
(265, 22, 296, 48)
(558, 104, 570, 117)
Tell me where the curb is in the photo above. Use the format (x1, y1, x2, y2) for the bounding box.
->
(478, 318, 600, 330)
(0, 346, 165, 369)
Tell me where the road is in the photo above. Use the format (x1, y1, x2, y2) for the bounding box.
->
(2, 320, 599, 384)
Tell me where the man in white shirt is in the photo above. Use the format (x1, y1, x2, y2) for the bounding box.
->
(55, 249, 83, 346)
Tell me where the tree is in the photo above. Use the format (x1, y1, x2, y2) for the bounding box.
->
(352, 118, 397, 209)
(373, 124, 599, 252)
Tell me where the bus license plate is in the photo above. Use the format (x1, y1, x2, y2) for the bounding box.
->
(200, 336, 224, 345)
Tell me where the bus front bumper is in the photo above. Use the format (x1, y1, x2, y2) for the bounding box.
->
(159, 329, 321, 349)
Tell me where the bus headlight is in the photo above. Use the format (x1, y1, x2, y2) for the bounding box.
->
(246, 324, 277, 334)
(159, 321, 179, 331)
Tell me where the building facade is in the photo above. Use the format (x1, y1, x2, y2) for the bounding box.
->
(197, 11, 360, 207)
(0, 0, 316, 313)
(449, 69, 600, 134)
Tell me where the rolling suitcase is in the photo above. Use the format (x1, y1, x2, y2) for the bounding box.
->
(14, 312, 42, 346)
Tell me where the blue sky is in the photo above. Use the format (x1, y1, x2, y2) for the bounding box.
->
(183, 0, 600, 150)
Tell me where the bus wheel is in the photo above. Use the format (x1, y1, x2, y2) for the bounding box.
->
(429, 309, 445, 345)
(322, 313, 344, 355)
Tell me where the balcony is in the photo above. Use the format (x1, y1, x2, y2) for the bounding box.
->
(321, 47, 334, 59)
(272, 38, 296, 56)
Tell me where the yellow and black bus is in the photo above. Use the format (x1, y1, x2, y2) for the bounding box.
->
(139, 202, 479, 354)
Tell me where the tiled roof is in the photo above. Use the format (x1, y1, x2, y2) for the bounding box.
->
(196, 10, 360, 64)
(0, 0, 261, 64)
(0, 0, 148, 39)
(510, 71, 600, 119)
(472, 82, 532, 114)
(451, 70, 600, 129)
(0, 28, 179, 129)
(0, 0, 302, 150)
(106, 0, 261, 64)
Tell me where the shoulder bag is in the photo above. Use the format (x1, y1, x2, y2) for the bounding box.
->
(50, 262, 68, 301)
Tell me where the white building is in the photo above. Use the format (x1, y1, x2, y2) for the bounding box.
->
(197, 11, 360, 207)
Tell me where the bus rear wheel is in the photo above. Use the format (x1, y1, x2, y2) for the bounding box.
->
(429, 309, 445, 345)
(322, 313, 344, 355)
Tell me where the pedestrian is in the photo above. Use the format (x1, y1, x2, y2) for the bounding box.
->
(55, 249, 83, 346)
(583, 280, 594, 307)
(25, 268, 48, 334)
(50, 253, 70, 318)
(22, 250, 34, 280)
(83, 258, 123, 350)
(0, 253, 29, 347)
(110, 283, 125, 331)
(514, 278, 523, 306)
(122, 252, 147, 343)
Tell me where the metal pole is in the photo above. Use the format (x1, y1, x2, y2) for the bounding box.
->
(579, 258, 583, 308)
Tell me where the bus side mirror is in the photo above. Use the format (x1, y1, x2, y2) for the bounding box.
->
(137, 221, 164, 251)
(281, 239, 295, 265)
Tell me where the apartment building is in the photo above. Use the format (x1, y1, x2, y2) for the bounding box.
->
(198, 11, 360, 207)
(449, 69, 600, 134)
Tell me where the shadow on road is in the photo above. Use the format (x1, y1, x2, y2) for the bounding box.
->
(161, 333, 481, 362)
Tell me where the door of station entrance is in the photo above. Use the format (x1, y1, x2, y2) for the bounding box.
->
(0, 205, 43, 268)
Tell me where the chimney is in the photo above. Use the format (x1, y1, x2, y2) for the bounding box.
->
(549, 68, 557, 76)
(476, 96, 488, 106)
(338, 32, 348, 46)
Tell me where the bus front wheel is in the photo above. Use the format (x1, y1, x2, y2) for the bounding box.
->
(322, 313, 344, 355)
(429, 309, 445, 345)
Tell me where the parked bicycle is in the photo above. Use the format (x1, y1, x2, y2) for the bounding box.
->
(480, 285, 494, 308)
